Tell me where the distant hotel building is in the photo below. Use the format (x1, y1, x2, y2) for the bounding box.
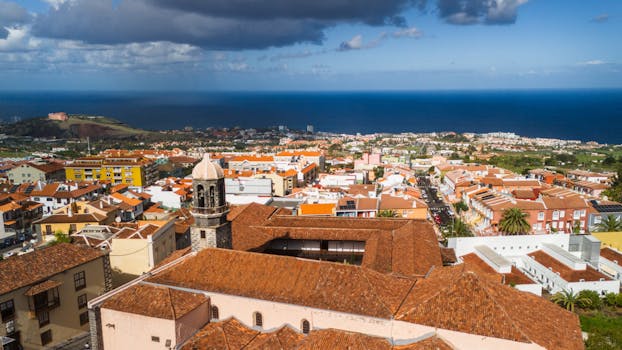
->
(65, 156, 157, 187)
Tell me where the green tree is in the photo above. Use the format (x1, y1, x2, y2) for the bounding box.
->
(595, 215, 622, 232)
(604, 293, 618, 307)
(378, 210, 399, 218)
(551, 289, 591, 312)
(498, 208, 531, 235)
(453, 201, 469, 214)
(373, 166, 385, 179)
(578, 290, 603, 310)
(51, 230, 72, 245)
(445, 219, 473, 238)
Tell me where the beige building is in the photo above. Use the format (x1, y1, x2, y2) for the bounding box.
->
(0, 243, 111, 350)
(73, 219, 177, 280)
(7, 163, 65, 184)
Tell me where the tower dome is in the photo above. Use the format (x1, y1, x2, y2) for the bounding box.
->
(192, 154, 224, 180)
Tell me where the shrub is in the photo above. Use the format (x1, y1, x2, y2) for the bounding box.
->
(604, 293, 618, 307)
(578, 290, 603, 310)
(616, 293, 622, 308)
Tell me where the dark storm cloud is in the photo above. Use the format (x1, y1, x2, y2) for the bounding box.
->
(0, 1, 31, 39)
(32, 0, 425, 50)
(149, 0, 425, 26)
(437, 0, 526, 25)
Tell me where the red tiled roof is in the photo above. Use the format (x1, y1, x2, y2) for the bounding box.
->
(0, 243, 105, 295)
(601, 247, 622, 264)
(528, 250, 610, 282)
(102, 284, 208, 320)
(395, 265, 583, 350)
(147, 248, 417, 319)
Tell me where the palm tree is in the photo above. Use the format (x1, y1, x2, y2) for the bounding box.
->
(551, 289, 592, 312)
(446, 219, 473, 238)
(595, 215, 622, 232)
(378, 210, 399, 218)
(498, 208, 531, 235)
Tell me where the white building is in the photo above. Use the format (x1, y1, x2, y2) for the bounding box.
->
(448, 234, 620, 295)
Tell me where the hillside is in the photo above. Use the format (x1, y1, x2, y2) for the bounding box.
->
(2, 115, 153, 140)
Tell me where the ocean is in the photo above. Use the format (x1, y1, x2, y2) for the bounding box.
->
(0, 89, 621, 144)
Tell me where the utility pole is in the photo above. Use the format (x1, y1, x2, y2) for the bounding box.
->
(87, 137, 91, 155)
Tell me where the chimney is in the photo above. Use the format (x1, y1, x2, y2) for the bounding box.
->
(68, 207, 73, 217)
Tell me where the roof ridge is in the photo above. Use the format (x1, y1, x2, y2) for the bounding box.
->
(359, 269, 395, 317)
(468, 272, 535, 344)
(167, 287, 177, 320)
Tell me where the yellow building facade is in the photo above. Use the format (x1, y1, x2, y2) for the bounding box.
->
(65, 156, 156, 187)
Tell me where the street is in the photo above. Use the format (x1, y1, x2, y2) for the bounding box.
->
(416, 175, 454, 228)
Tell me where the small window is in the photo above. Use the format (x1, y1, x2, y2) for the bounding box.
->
(74, 271, 86, 291)
(151, 336, 160, 342)
(38, 310, 50, 327)
(200, 230, 206, 239)
(0, 299, 15, 322)
(211, 306, 219, 320)
(301, 319, 310, 334)
(80, 311, 89, 325)
(254, 312, 263, 328)
(41, 330, 52, 346)
(78, 294, 88, 309)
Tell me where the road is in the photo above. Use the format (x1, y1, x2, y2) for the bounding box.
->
(416, 176, 454, 228)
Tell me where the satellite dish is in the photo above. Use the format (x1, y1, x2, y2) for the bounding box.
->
(115, 217, 121, 223)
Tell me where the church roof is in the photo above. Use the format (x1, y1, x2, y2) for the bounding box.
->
(192, 154, 224, 180)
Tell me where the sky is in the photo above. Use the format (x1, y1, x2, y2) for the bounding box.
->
(0, 0, 621, 91)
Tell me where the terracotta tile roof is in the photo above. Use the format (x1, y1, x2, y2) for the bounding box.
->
(528, 250, 610, 282)
(110, 183, 129, 193)
(380, 195, 427, 210)
(300, 163, 317, 174)
(0, 243, 105, 295)
(601, 247, 622, 264)
(102, 284, 208, 320)
(396, 265, 584, 350)
(298, 203, 335, 216)
(35, 212, 107, 224)
(23, 279, 63, 296)
(28, 162, 65, 174)
(153, 247, 193, 269)
(245, 325, 304, 349)
(30, 183, 60, 197)
(461, 253, 534, 285)
(231, 155, 274, 162)
(393, 336, 453, 350)
(297, 329, 391, 350)
(181, 318, 260, 350)
(276, 151, 322, 157)
(181, 318, 455, 350)
(110, 193, 143, 207)
(229, 204, 443, 276)
(147, 248, 417, 319)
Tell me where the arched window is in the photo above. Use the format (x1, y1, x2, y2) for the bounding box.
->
(197, 185, 205, 208)
(209, 186, 215, 207)
(301, 319, 310, 334)
(211, 306, 219, 320)
(254, 312, 263, 328)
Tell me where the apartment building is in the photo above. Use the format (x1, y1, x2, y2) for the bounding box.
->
(6, 163, 65, 185)
(0, 244, 111, 350)
(65, 156, 157, 187)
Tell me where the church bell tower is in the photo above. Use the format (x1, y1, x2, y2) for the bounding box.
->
(190, 154, 231, 251)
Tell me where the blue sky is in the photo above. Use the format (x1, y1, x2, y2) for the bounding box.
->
(0, 0, 620, 90)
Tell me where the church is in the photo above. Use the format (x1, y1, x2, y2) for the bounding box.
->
(86, 155, 584, 350)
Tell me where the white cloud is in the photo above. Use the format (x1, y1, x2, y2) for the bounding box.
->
(392, 27, 422, 38)
(581, 60, 606, 66)
(339, 34, 363, 51)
